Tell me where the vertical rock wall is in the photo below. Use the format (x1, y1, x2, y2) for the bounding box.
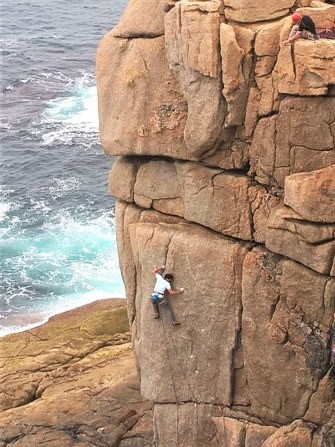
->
(97, 0, 335, 445)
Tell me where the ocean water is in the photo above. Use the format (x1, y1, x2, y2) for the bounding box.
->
(0, 0, 128, 336)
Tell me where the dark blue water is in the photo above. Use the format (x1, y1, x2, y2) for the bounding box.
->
(0, 0, 128, 336)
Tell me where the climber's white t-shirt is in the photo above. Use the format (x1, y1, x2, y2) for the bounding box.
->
(154, 273, 171, 294)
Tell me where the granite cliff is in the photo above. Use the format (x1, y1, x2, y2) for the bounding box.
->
(97, 1, 335, 446)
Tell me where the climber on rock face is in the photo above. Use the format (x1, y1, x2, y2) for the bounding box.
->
(151, 265, 184, 327)
(282, 12, 318, 45)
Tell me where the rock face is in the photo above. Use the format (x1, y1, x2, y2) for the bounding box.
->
(0, 300, 153, 447)
(97, 1, 335, 446)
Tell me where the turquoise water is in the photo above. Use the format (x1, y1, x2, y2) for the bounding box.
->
(0, 0, 128, 336)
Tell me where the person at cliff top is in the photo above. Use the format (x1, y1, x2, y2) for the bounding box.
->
(282, 12, 318, 45)
(151, 265, 184, 327)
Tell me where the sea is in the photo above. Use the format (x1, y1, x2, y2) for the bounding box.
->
(0, 0, 128, 336)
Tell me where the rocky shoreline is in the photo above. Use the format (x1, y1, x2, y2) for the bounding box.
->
(0, 299, 153, 447)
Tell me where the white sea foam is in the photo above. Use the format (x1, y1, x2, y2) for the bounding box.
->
(39, 71, 75, 90)
(29, 197, 52, 213)
(3, 71, 100, 147)
(0, 317, 50, 337)
(0, 202, 11, 220)
(2, 208, 124, 300)
(41, 83, 99, 146)
(0, 37, 16, 48)
(4, 72, 71, 92)
(48, 176, 81, 197)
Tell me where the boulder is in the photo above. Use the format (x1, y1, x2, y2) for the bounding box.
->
(264, 166, 335, 275)
(277, 40, 335, 95)
(265, 204, 335, 275)
(111, 0, 165, 38)
(262, 420, 319, 447)
(97, 35, 188, 159)
(299, 3, 335, 28)
(223, 0, 294, 23)
(284, 165, 335, 223)
(250, 97, 335, 187)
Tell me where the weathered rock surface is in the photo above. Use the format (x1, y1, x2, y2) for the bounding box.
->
(277, 39, 335, 95)
(249, 97, 335, 187)
(97, 35, 188, 159)
(110, 157, 266, 240)
(111, 0, 164, 38)
(284, 164, 335, 223)
(97, 0, 335, 445)
(129, 221, 248, 404)
(241, 249, 334, 423)
(0, 300, 153, 447)
(224, 0, 294, 23)
(164, 2, 225, 156)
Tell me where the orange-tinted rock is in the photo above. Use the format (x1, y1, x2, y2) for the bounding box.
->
(164, 1, 225, 156)
(284, 165, 335, 223)
(250, 98, 335, 187)
(97, 1, 335, 445)
(111, 0, 164, 38)
(224, 0, 294, 23)
(97, 36, 188, 159)
(128, 219, 248, 403)
(277, 40, 335, 95)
